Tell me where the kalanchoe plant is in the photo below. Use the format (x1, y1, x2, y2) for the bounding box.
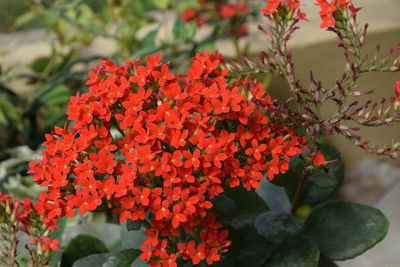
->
(1, 0, 396, 266)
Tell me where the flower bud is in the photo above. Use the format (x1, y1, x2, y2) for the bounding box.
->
(394, 100, 400, 112)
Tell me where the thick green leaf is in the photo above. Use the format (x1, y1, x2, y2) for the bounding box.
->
(214, 193, 237, 221)
(302, 171, 338, 204)
(265, 237, 320, 267)
(120, 224, 147, 250)
(173, 16, 185, 40)
(255, 211, 303, 243)
(61, 234, 108, 267)
(317, 255, 339, 267)
(130, 258, 148, 267)
(256, 178, 291, 212)
(141, 29, 159, 48)
(305, 200, 389, 260)
(126, 219, 142, 231)
(224, 186, 269, 228)
(237, 226, 274, 267)
(210, 226, 240, 267)
(103, 249, 141, 267)
(71, 253, 110, 267)
(270, 154, 305, 186)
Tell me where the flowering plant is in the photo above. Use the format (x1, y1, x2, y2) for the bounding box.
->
(2, 0, 398, 266)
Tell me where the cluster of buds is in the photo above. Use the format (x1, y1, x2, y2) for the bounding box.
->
(0, 191, 58, 266)
(182, 0, 250, 40)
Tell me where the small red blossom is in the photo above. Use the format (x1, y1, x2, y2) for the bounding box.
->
(312, 153, 326, 166)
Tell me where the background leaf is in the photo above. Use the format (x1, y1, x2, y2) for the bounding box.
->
(172, 16, 185, 40)
(141, 29, 159, 48)
(61, 234, 108, 267)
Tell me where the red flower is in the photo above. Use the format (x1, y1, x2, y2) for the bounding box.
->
(28, 50, 307, 266)
(312, 153, 326, 166)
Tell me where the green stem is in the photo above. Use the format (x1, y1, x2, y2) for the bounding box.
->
(290, 173, 307, 214)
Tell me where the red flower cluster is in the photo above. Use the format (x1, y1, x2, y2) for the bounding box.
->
(28, 51, 307, 265)
(182, 0, 249, 39)
(316, 0, 362, 28)
(260, 0, 307, 21)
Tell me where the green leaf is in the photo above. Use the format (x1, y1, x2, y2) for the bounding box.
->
(256, 178, 291, 212)
(254, 211, 303, 243)
(126, 219, 142, 231)
(223, 186, 269, 228)
(61, 234, 108, 267)
(237, 226, 274, 267)
(14, 12, 36, 28)
(103, 249, 142, 267)
(0, 106, 7, 125)
(71, 253, 110, 267)
(0, 97, 22, 130)
(210, 226, 240, 266)
(265, 237, 320, 267)
(40, 84, 71, 106)
(16, 257, 29, 267)
(304, 200, 389, 260)
(107, 239, 122, 253)
(130, 258, 148, 267)
(30, 56, 52, 74)
(151, 0, 169, 10)
(213, 193, 237, 221)
(120, 224, 147, 250)
(271, 154, 305, 186)
(302, 171, 338, 204)
(317, 255, 339, 267)
(141, 29, 159, 48)
(49, 216, 68, 266)
(173, 16, 185, 40)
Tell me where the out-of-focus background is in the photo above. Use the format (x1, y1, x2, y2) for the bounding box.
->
(0, 0, 399, 266)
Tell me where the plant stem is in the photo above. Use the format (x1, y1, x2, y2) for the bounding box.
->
(290, 173, 307, 214)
